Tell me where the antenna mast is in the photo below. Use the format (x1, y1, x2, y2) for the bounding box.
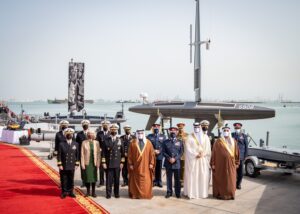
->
(190, 0, 210, 103)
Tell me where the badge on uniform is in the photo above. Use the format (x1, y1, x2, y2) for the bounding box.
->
(175, 142, 180, 146)
(72, 145, 76, 150)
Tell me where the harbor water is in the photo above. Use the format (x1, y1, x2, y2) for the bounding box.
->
(6, 101, 300, 150)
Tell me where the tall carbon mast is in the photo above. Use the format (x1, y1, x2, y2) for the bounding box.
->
(190, 0, 210, 103)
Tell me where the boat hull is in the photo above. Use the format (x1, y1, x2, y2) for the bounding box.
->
(248, 147, 300, 164)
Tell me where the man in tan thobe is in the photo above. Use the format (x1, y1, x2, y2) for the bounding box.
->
(128, 129, 156, 199)
(211, 126, 240, 200)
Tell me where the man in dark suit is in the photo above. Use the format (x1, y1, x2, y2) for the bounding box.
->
(200, 120, 216, 150)
(101, 124, 125, 199)
(75, 119, 90, 187)
(163, 127, 184, 198)
(120, 125, 135, 186)
(55, 120, 69, 188)
(96, 120, 111, 187)
(57, 128, 80, 199)
(54, 120, 69, 155)
(232, 122, 249, 190)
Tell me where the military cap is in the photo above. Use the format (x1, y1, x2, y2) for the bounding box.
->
(63, 128, 75, 135)
(193, 122, 201, 127)
(110, 123, 119, 130)
(200, 120, 210, 126)
(101, 120, 111, 125)
(136, 129, 145, 133)
(222, 126, 231, 130)
(152, 123, 161, 127)
(169, 127, 178, 131)
(59, 120, 69, 126)
(176, 122, 186, 128)
(233, 122, 243, 128)
(81, 119, 90, 126)
(123, 124, 131, 130)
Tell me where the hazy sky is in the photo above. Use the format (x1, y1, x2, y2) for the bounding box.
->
(0, 0, 299, 101)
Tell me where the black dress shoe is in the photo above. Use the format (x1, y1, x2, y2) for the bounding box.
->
(106, 195, 111, 199)
(92, 193, 97, 198)
(165, 194, 172, 198)
(121, 183, 127, 187)
(60, 193, 67, 199)
(237, 185, 241, 190)
(115, 195, 120, 198)
(158, 184, 163, 188)
(85, 193, 90, 197)
(176, 195, 181, 199)
(69, 193, 76, 198)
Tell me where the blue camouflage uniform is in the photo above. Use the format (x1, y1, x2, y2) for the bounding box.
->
(232, 131, 248, 188)
(162, 137, 184, 197)
(147, 133, 166, 186)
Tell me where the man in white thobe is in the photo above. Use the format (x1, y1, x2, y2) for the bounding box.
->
(184, 122, 211, 199)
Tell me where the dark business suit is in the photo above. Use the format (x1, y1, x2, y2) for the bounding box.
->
(75, 130, 87, 183)
(120, 134, 135, 185)
(96, 130, 110, 185)
(55, 131, 66, 187)
(55, 131, 66, 153)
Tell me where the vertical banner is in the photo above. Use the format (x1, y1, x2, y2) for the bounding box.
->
(68, 61, 85, 112)
(76, 63, 84, 112)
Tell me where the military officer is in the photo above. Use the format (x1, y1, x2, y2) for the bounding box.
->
(101, 124, 125, 199)
(96, 120, 111, 187)
(147, 123, 166, 187)
(57, 128, 80, 199)
(163, 127, 184, 198)
(120, 125, 135, 186)
(200, 120, 216, 150)
(232, 122, 249, 189)
(176, 122, 189, 187)
(76, 119, 90, 187)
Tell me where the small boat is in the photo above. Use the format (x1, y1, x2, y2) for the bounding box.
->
(48, 99, 94, 104)
(38, 111, 126, 125)
(248, 146, 300, 164)
(116, 100, 141, 104)
(84, 99, 94, 104)
(47, 98, 67, 104)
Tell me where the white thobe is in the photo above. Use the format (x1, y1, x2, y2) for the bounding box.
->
(184, 132, 211, 199)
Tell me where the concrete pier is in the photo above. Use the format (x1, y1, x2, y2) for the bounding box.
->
(24, 141, 300, 214)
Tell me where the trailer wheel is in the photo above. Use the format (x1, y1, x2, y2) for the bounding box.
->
(245, 159, 260, 178)
(48, 154, 53, 160)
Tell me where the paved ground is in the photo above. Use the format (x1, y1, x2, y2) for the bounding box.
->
(23, 141, 300, 214)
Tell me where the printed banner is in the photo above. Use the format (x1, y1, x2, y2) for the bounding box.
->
(68, 61, 84, 112)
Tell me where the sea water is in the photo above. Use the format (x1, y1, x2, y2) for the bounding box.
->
(6, 102, 300, 150)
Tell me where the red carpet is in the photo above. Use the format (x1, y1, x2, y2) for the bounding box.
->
(0, 142, 109, 214)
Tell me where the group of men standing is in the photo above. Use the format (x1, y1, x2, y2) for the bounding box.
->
(54, 119, 248, 200)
